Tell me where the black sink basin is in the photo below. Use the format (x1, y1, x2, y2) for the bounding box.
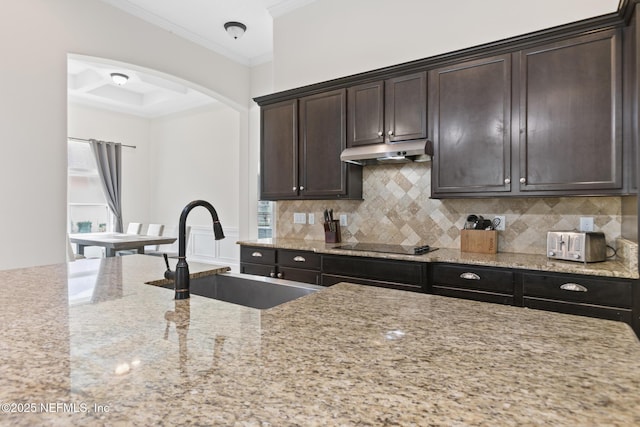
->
(151, 272, 321, 309)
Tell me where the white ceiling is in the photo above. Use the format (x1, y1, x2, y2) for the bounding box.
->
(69, 0, 315, 118)
(99, 0, 317, 66)
(68, 57, 221, 118)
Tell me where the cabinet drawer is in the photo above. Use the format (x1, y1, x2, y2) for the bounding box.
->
(432, 264, 514, 293)
(278, 267, 321, 285)
(240, 263, 274, 277)
(322, 273, 422, 292)
(240, 246, 276, 265)
(523, 298, 632, 324)
(278, 250, 321, 270)
(323, 255, 425, 286)
(522, 273, 632, 308)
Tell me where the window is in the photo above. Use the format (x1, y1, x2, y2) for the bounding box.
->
(67, 140, 110, 234)
(258, 201, 273, 238)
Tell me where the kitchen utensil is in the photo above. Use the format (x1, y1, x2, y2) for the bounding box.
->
(491, 218, 501, 230)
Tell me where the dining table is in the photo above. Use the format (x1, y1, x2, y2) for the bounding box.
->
(69, 232, 177, 257)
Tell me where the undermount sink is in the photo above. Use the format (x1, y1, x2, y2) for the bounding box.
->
(150, 272, 322, 309)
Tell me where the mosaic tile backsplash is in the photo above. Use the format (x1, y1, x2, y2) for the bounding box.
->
(275, 163, 624, 255)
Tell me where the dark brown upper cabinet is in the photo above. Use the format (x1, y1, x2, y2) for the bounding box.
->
(430, 54, 512, 196)
(260, 89, 362, 201)
(260, 99, 298, 200)
(347, 81, 384, 146)
(347, 71, 427, 147)
(431, 28, 623, 198)
(518, 28, 622, 194)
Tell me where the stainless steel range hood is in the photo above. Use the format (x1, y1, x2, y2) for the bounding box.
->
(340, 140, 433, 166)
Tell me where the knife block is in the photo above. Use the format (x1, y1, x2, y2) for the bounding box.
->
(324, 220, 341, 243)
(460, 230, 498, 254)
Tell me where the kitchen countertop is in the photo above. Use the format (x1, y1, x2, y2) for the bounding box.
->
(1, 255, 639, 425)
(238, 238, 639, 279)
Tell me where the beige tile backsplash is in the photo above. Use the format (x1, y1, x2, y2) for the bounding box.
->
(275, 163, 623, 255)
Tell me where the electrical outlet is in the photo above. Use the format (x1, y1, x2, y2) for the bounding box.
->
(308, 213, 315, 225)
(494, 215, 506, 231)
(580, 217, 594, 232)
(293, 213, 306, 224)
(339, 214, 348, 226)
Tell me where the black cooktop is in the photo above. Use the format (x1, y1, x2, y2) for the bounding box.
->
(333, 243, 438, 256)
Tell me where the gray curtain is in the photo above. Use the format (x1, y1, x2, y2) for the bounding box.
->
(90, 139, 123, 232)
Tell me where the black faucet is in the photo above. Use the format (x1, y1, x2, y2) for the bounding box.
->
(164, 200, 225, 299)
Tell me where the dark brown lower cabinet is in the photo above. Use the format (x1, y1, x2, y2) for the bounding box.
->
(239, 246, 321, 285)
(521, 271, 634, 324)
(321, 255, 426, 292)
(430, 263, 515, 305)
(240, 245, 638, 337)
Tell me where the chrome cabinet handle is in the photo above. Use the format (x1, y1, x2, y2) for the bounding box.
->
(292, 186, 297, 191)
(519, 177, 526, 184)
(377, 131, 383, 137)
(504, 178, 511, 184)
(269, 272, 275, 277)
(560, 283, 588, 292)
(300, 186, 304, 191)
(277, 272, 283, 278)
(293, 256, 306, 262)
(388, 130, 393, 136)
(251, 251, 262, 257)
(460, 272, 480, 280)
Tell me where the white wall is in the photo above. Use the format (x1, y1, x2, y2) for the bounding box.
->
(149, 106, 240, 230)
(0, 0, 250, 269)
(273, 0, 619, 91)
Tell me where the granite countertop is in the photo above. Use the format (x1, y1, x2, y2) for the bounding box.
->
(238, 238, 639, 279)
(1, 254, 639, 425)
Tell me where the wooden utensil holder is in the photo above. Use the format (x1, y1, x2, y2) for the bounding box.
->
(324, 220, 341, 243)
(460, 229, 498, 254)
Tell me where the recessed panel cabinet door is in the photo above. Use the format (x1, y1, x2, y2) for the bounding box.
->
(260, 100, 298, 200)
(430, 54, 512, 196)
(519, 29, 622, 192)
(299, 89, 348, 197)
(385, 72, 427, 143)
(347, 81, 384, 147)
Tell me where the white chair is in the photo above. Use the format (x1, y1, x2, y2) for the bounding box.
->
(66, 235, 85, 261)
(117, 222, 150, 255)
(146, 225, 190, 258)
(144, 223, 165, 252)
(126, 222, 142, 234)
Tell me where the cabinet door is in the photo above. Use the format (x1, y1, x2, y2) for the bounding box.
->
(347, 81, 384, 146)
(518, 29, 622, 193)
(385, 71, 427, 142)
(430, 55, 512, 196)
(299, 89, 349, 197)
(260, 100, 298, 200)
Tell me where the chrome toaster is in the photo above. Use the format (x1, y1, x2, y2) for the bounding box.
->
(546, 231, 607, 263)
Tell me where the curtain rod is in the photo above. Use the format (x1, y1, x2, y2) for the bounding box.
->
(68, 137, 136, 149)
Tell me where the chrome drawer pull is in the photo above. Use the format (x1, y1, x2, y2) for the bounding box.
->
(293, 256, 306, 262)
(251, 251, 263, 257)
(460, 272, 480, 280)
(560, 283, 588, 292)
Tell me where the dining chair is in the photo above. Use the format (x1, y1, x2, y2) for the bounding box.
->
(117, 222, 151, 256)
(126, 222, 143, 235)
(66, 234, 86, 261)
(144, 224, 165, 252)
(146, 225, 190, 258)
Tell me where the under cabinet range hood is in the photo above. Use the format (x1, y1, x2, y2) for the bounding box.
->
(340, 140, 433, 165)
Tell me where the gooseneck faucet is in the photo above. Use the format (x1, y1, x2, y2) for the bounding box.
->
(164, 200, 225, 299)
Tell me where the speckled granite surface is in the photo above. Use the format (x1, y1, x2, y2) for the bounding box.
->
(238, 238, 639, 279)
(0, 255, 639, 425)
